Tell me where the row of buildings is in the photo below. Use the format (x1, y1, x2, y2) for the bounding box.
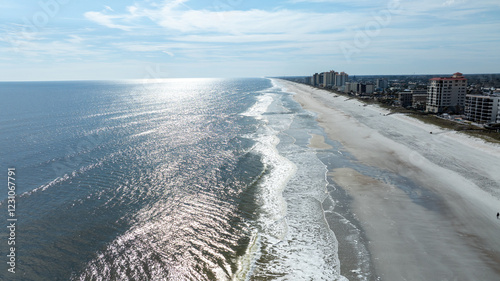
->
(404, 72, 500, 124)
(306, 71, 349, 88)
(306, 70, 387, 94)
(410, 72, 500, 123)
(305, 70, 500, 124)
(344, 79, 389, 94)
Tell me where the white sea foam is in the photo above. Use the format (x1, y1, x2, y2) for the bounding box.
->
(276, 79, 500, 280)
(233, 231, 261, 281)
(238, 87, 347, 280)
(236, 92, 296, 279)
(253, 131, 297, 240)
(19, 161, 104, 198)
(241, 94, 274, 120)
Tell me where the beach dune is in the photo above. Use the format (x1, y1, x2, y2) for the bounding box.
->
(275, 79, 500, 280)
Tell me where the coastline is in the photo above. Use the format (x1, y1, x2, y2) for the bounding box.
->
(274, 79, 500, 280)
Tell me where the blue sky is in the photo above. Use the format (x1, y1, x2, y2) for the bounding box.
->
(1, 0, 499, 80)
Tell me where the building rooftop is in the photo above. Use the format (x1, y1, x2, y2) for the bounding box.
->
(466, 94, 499, 98)
(430, 72, 467, 81)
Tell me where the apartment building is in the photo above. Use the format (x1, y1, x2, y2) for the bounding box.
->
(465, 94, 500, 124)
(426, 72, 467, 113)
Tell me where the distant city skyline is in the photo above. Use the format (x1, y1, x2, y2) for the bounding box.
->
(1, 0, 500, 81)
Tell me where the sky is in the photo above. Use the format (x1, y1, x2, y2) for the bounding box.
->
(0, 0, 499, 81)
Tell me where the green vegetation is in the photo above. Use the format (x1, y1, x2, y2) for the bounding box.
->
(408, 114, 500, 143)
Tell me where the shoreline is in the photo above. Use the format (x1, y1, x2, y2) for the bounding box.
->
(274, 79, 500, 280)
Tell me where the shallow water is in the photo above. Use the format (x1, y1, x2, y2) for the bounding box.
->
(1, 78, 375, 280)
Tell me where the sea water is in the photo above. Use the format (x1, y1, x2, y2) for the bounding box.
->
(0, 78, 372, 280)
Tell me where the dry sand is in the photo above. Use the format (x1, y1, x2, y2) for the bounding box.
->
(275, 79, 500, 280)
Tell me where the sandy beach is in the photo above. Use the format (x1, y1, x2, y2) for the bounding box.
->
(275, 79, 500, 280)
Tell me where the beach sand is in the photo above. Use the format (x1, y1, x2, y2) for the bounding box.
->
(308, 133, 333, 150)
(275, 79, 500, 280)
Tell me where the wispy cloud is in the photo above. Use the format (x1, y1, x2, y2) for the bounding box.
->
(84, 7, 135, 31)
(1, 0, 500, 80)
(84, 1, 358, 39)
(288, 0, 383, 4)
(67, 35, 84, 44)
(78, 0, 500, 72)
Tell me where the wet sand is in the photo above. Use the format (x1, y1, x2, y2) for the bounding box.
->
(275, 79, 500, 280)
(308, 133, 333, 150)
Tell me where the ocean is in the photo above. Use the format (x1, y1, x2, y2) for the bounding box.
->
(0, 78, 372, 280)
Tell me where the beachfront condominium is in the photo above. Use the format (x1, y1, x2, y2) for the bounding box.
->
(344, 82, 374, 95)
(335, 72, 348, 87)
(322, 70, 336, 87)
(465, 94, 500, 124)
(311, 71, 348, 88)
(426, 72, 468, 113)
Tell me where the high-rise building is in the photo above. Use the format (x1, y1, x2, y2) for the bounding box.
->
(426, 72, 467, 113)
(311, 70, 348, 88)
(312, 73, 319, 86)
(322, 70, 336, 87)
(335, 72, 348, 87)
(376, 78, 388, 90)
(344, 82, 358, 93)
(465, 95, 500, 124)
(364, 84, 374, 94)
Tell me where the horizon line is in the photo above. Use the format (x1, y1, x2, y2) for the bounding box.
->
(1, 73, 500, 83)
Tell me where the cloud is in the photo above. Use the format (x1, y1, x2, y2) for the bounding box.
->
(152, 9, 352, 34)
(162, 50, 175, 56)
(3, 0, 497, 80)
(67, 35, 84, 44)
(79, 0, 500, 63)
(288, 0, 377, 3)
(83, 1, 358, 38)
(84, 11, 133, 31)
(442, 0, 466, 6)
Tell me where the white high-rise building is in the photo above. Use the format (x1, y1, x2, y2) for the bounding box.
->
(311, 70, 348, 88)
(322, 70, 336, 87)
(426, 72, 467, 113)
(465, 95, 500, 124)
(335, 72, 348, 87)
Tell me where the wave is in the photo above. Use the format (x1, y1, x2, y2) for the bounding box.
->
(241, 94, 274, 120)
(20, 161, 104, 198)
(237, 85, 348, 280)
